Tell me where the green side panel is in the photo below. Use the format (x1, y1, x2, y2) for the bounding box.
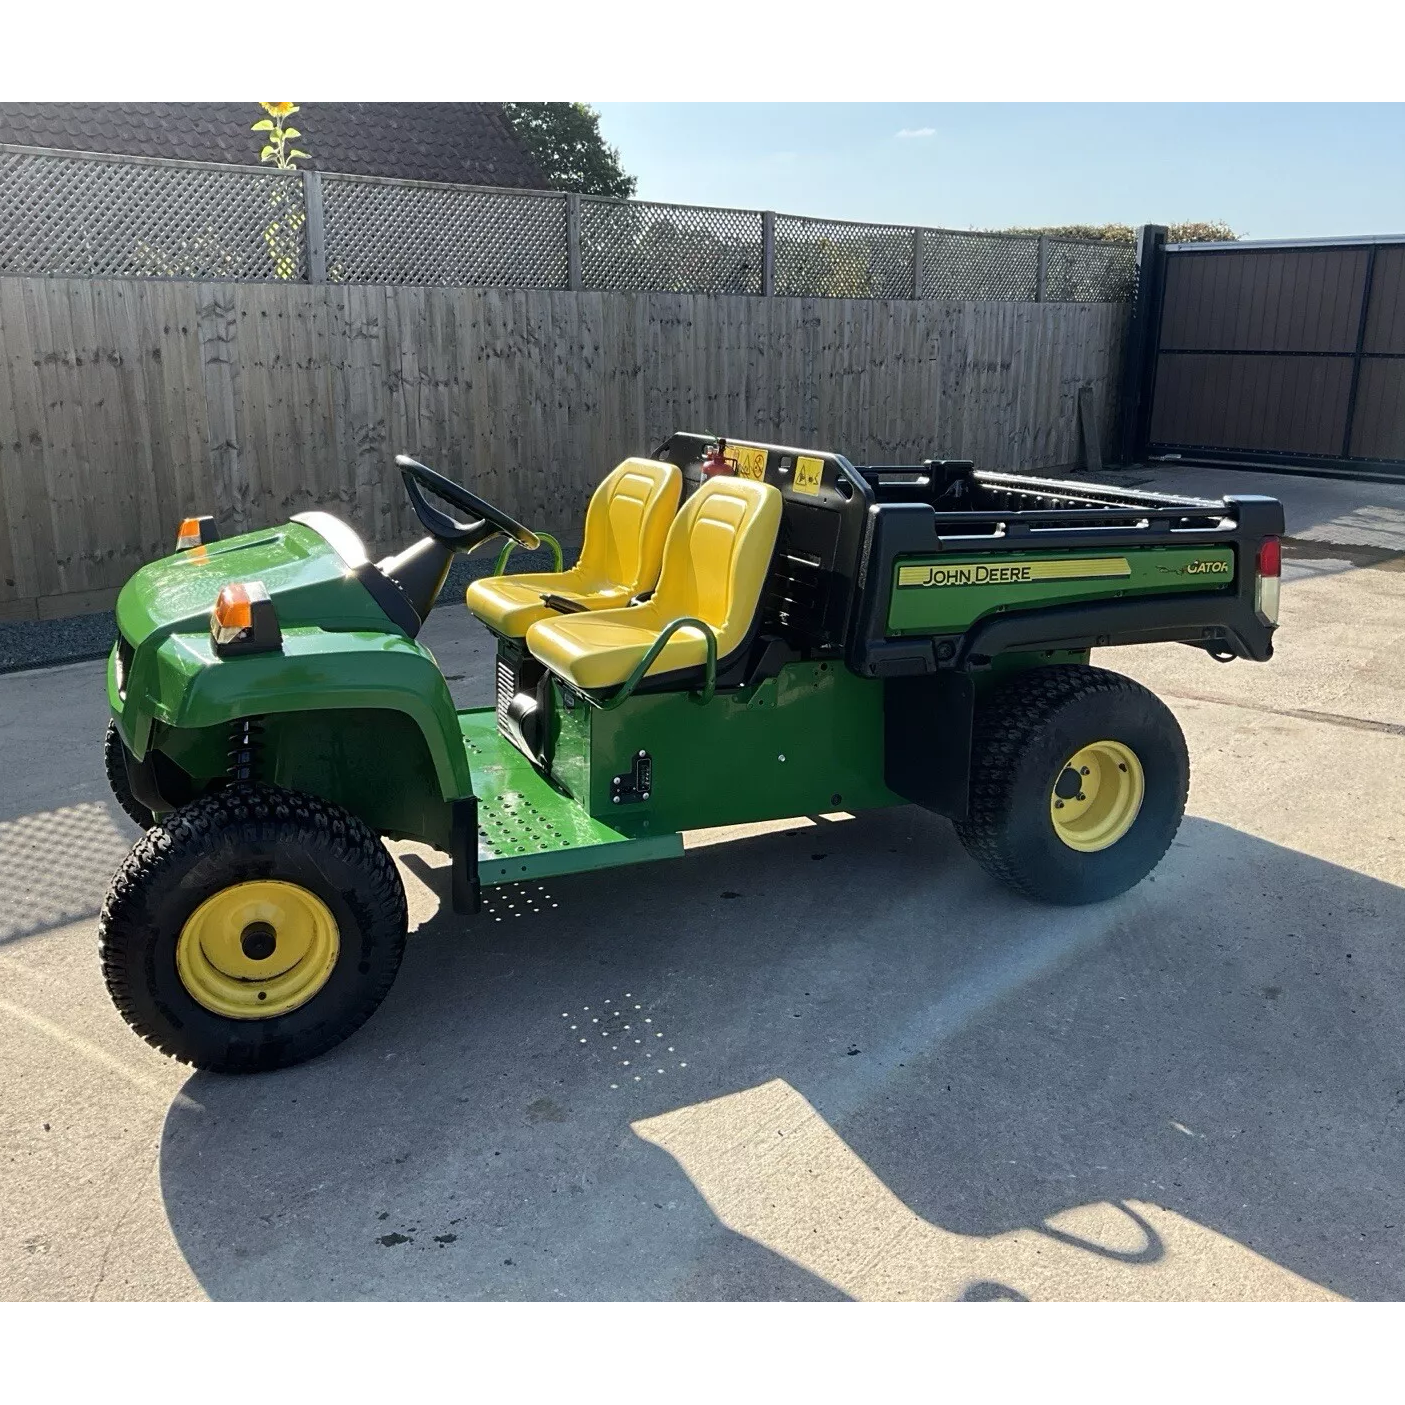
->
(887, 545, 1236, 635)
(153, 709, 454, 848)
(112, 626, 471, 802)
(550, 661, 901, 836)
(115, 520, 397, 650)
(271, 710, 452, 847)
(460, 711, 683, 885)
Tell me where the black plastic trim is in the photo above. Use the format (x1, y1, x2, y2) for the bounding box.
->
(884, 672, 975, 820)
(122, 745, 199, 814)
(353, 562, 423, 638)
(847, 493, 1285, 676)
(653, 432, 876, 651)
(451, 797, 480, 915)
(958, 591, 1274, 665)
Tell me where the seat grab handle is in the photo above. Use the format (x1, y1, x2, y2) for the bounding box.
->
(492, 532, 564, 575)
(579, 617, 718, 711)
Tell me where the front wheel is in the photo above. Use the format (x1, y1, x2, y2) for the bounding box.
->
(99, 784, 408, 1073)
(953, 665, 1189, 905)
(104, 719, 154, 830)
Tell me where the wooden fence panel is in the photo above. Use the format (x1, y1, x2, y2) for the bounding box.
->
(0, 277, 1128, 621)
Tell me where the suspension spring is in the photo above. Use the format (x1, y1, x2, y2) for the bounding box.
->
(228, 717, 265, 783)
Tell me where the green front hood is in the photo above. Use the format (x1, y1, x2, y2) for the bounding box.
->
(114, 516, 397, 650)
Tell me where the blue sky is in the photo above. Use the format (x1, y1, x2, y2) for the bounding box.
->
(592, 104, 1405, 240)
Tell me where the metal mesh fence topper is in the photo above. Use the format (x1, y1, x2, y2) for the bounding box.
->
(321, 175, 568, 287)
(0, 142, 1136, 301)
(0, 145, 306, 281)
(580, 199, 763, 294)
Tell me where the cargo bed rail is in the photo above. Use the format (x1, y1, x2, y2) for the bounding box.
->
(847, 485, 1286, 679)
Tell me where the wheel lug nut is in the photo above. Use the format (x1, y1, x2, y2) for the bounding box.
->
(1076, 793, 1086, 802)
(1054, 800, 1065, 809)
(1080, 766, 1090, 775)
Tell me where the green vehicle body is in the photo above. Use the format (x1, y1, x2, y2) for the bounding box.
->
(106, 437, 1285, 911)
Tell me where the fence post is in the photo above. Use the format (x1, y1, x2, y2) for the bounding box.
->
(911, 228, 924, 299)
(1115, 223, 1168, 466)
(566, 193, 582, 291)
(1035, 234, 1049, 302)
(762, 211, 776, 296)
(302, 169, 327, 283)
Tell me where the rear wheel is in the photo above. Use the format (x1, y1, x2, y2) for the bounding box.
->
(953, 664, 1188, 905)
(104, 719, 154, 830)
(99, 783, 408, 1073)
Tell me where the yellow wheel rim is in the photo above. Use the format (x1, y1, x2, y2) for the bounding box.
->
(1049, 740, 1145, 853)
(176, 880, 340, 1020)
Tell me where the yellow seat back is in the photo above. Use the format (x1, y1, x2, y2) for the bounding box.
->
(465, 456, 679, 637)
(576, 457, 681, 596)
(651, 476, 783, 659)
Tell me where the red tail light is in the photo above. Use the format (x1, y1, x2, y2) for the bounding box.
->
(1255, 537, 1281, 626)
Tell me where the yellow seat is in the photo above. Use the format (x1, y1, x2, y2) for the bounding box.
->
(465, 457, 681, 637)
(526, 476, 782, 692)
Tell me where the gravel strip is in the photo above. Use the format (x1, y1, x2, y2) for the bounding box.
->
(0, 612, 118, 675)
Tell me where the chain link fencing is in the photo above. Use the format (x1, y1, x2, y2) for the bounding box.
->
(0, 143, 1136, 302)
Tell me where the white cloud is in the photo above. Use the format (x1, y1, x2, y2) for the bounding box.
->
(895, 126, 936, 139)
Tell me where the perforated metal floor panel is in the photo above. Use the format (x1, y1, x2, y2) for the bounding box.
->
(459, 709, 682, 886)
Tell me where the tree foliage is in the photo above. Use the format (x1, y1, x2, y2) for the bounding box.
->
(1000, 220, 1239, 244)
(501, 103, 636, 199)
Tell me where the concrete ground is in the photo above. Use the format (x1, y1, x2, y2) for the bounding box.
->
(2, 464, 1404, 1301)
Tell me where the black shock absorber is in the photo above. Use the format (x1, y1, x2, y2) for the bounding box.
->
(228, 717, 265, 783)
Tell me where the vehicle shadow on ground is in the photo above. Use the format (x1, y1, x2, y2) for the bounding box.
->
(158, 810, 1405, 1301)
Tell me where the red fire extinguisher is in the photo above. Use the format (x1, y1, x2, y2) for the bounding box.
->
(700, 437, 734, 479)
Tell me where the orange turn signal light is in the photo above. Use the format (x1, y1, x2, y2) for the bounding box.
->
(176, 515, 221, 551)
(212, 582, 254, 636)
(210, 581, 281, 656)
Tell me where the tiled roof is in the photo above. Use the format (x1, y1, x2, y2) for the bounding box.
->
(0, 102, 549, 189)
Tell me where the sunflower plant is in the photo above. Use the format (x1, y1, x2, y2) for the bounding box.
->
(251, 102, 310, 280)
(252, 101, 310, 170)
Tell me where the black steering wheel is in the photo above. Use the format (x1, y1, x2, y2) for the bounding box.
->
(394, 454, 540, 553)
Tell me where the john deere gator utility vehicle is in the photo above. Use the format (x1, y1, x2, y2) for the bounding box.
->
(99, 434, 1285, 1072)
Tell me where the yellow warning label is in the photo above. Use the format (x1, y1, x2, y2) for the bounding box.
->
(725, 444, 768, 481)
(794, 456, 825, 497)
(896, 558, 1132, 588)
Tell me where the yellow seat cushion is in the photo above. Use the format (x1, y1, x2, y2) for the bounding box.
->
(464, 573, 635, 638)
(524, 602, 712, 691)
(465, 457, 680, 637)
(527, 476, 782, 692)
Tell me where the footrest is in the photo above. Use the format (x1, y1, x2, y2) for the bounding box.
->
(460, 710, 681, 886)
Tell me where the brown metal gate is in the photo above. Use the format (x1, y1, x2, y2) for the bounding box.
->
(1133, 235, 1405, 477)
